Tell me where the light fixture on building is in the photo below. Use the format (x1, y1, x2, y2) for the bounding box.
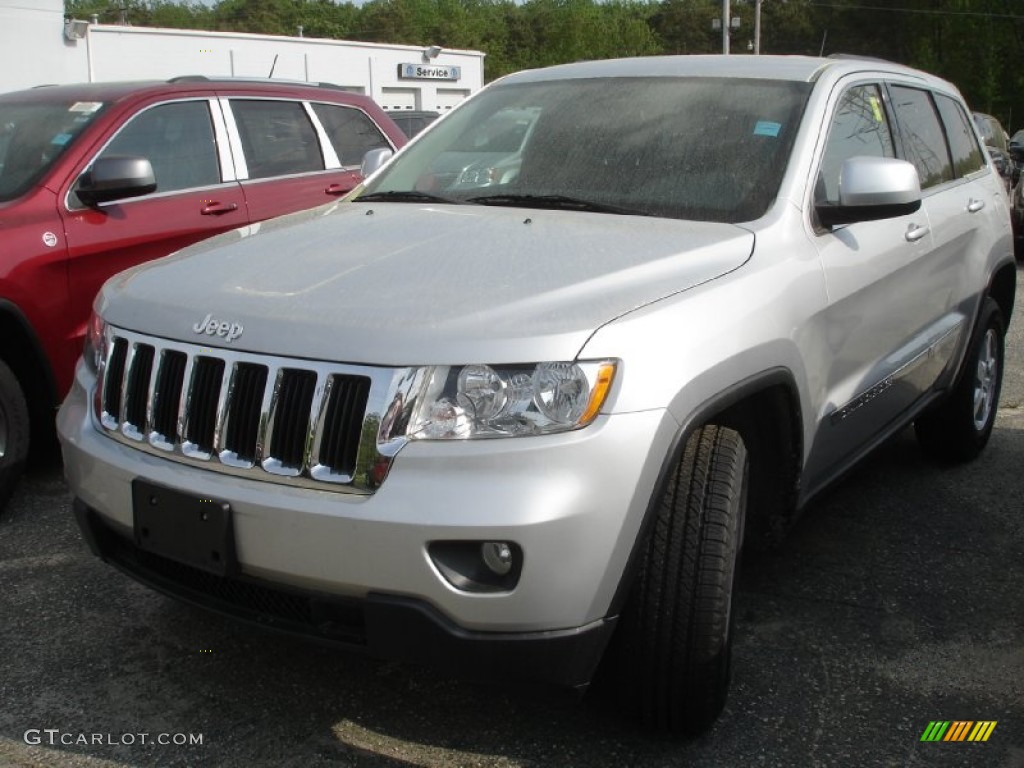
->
(64, 19, 90, 40)
(422, 45, 442, 62)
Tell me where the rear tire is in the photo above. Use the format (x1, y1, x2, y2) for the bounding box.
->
(611, 424, 747, 736)
(0, 359, 30, 513)
(915, 298, 1004, 463)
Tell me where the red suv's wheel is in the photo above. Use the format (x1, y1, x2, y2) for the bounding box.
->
(0, 359, 30, 512)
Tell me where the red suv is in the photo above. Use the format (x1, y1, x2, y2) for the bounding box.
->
(0, 77, 405, 508)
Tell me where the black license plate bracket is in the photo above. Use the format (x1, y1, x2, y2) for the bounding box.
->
(132, 479, 237, 576)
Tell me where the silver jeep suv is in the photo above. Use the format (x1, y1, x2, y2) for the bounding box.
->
(58, 55, 1016, 735)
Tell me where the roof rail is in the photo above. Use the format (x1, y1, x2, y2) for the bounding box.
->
(166, 75, 347, 91)
(826, 53, 896, 65)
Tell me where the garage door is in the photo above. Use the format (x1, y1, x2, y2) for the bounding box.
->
(380, 87, 419, 111)
(435, 88, 471, 111)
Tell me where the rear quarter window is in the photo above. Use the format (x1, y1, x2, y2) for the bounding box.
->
(311, 103, 390, 167)
(935, 96, 985, 177)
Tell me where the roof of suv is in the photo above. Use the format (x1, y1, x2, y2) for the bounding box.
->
(503, 54, 936, 87)
(0, 78, 374, 106)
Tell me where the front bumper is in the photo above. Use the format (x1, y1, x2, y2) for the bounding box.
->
(73, 498, 613, 689)
(59, 360, 677, 686)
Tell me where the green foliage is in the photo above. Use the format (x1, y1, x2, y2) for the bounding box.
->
(64, 0, 1024, 131)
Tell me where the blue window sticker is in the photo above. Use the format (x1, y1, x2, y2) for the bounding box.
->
(51, 133, 72, 146)
(753, 120, 781, 138)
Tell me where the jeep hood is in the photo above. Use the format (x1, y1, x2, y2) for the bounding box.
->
(99, 203, 753, 365)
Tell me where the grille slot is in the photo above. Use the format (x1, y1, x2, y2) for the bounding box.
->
(95, 328, 384, 492)
(123, 344, 155, 436)
(102, 337, 129, 421)
(185, 357, 225, 455)
(319, 375, 371, 476)
(224, 363, 268, 463)
(151, 350, 187, 445)
(268, 369, 317, 470)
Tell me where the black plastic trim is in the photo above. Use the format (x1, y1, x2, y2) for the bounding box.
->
(73, 499, 612, 690)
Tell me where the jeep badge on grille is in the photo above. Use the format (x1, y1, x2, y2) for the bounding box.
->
(193, 313, 244, 342)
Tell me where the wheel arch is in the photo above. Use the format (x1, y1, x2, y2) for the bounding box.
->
(607, 368, 803, 618)
(0, 300, 60, 459)
(987, 261, 1016, 326)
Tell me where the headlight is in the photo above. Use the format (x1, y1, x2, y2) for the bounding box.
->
(83, 310, 106, 373)
(406, 360, 616, 440)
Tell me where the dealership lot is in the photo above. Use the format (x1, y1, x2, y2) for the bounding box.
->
(1, 266, 1022, 768)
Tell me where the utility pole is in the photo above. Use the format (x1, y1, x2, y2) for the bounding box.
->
(754, 0, 763, 55)
(722, 0, 730, 55)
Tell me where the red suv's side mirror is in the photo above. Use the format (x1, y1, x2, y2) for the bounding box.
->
(76, 155, 157, 206)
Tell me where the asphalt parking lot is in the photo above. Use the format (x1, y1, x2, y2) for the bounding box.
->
(1, 268, 1023, 768)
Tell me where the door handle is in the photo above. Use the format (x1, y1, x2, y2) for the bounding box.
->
(200, 202, 239, 215)
(324, 183, 348, 196)
(905, 223, 929, 242)
(967, 198, 985, 213)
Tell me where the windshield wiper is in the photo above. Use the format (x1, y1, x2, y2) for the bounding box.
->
(466, 193, 651, 217)
(354, 190, 467, 205)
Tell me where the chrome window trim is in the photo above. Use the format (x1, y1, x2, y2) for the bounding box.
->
(64, 97, 230, 212)
(304, 101, 341, 169)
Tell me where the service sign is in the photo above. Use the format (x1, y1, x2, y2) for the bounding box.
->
(398, 63, 462, 81)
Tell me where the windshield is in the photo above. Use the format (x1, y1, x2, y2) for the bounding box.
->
(0, 99, 107, 202)
(359, 77, 811, 222)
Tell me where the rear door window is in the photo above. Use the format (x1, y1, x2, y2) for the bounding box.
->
(231, 99, 325, 179)
(310, 103, 390, 168)
(888, 85, 954, 190)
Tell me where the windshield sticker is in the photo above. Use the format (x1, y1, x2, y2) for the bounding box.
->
(69, 101, 102, 114)
(869, 95, 884, 123)
(51, 133, 72, 146)
(754, 120, 782, 138)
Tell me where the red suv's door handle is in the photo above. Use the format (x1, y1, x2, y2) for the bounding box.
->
(200, 202, 239, 215)
(325, 183, 349, 196)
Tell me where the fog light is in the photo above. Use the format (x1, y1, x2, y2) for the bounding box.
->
(428, 540, 523, 593)
(481, 541, 513, 576)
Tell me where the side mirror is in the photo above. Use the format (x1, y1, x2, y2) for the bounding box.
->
(816, 156, 921, 228)
(989, 148, 1011, 178)
(76, 155, 156, 206)
(360, 147, 393, 179)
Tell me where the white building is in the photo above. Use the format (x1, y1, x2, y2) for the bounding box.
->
(0, 0, 485, 112)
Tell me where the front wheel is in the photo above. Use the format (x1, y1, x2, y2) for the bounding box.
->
(610, 424, 748, 736)
(915, 297, 1004, 463)
(0, 359, 30, 513)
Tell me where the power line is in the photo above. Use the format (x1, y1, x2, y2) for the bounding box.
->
(810, 2, 1024, 21)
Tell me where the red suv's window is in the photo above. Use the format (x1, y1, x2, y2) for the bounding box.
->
(231, 99, 324, 179)
(93, 100, 221, 196)
(0, 99, 107, 201)
(311, 103, 390, 168)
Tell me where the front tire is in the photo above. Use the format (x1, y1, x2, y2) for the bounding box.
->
(915, 298, 1004, 463)
(0, 359, 30, 512)
(611, 424, 748, 736)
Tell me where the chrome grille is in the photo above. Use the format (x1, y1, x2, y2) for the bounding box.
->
(96, 327, 391, 493)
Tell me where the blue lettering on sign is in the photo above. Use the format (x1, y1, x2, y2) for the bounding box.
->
(398, 63, 461, 80)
